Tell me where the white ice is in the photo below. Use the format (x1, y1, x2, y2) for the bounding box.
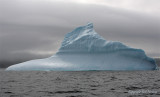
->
(6, 23, 158, 71)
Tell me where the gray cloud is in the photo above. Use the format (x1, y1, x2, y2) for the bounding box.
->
(0, 0, 160, 67)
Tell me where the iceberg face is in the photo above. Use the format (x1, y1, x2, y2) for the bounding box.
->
(6, 23, 158, 71)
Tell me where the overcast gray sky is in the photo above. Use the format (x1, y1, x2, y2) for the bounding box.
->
(0, 0, 160, 66)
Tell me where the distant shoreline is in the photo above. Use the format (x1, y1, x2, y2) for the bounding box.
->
(155, 58, 160, 67)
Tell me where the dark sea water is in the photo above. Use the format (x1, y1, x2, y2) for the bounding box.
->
(0, 69, 160, 97)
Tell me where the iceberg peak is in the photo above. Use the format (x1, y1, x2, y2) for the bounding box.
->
(58, 22, 126, 54)
(86, 22, 93, 29)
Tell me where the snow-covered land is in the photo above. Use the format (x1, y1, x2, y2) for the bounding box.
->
(6, 23, 158, 71)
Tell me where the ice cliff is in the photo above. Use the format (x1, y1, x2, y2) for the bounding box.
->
(6, 23, 158, 71)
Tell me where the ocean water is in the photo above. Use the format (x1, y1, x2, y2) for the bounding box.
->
(0, 70, 160, 97)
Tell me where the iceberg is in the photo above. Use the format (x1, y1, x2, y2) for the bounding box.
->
(6, 23, 158, 71)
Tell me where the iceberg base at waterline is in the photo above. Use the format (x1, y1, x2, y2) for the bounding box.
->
(6, 23, 158, 71)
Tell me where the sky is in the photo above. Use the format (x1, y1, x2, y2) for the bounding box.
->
(0, 0, 160, 67)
